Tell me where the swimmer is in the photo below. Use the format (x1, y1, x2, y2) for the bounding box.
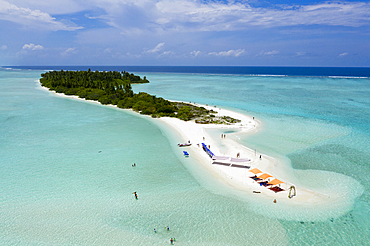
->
(133, 192, 138, 199)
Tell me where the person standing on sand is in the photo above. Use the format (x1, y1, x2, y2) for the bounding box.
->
(170, 238, 174, 244)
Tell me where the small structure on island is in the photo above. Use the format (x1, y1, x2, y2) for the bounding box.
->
(288, 185, 296, 199)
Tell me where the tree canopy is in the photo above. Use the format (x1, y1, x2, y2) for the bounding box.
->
(40, 69, 219, 122)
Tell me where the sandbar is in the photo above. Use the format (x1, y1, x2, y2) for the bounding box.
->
(38, 83, 363, 221)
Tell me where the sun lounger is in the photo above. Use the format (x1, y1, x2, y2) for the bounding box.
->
(268, 186, 284, 193)
(258, 181, 272, 187)
(212, 161, 231, 166)
(250, 176, 263, 181)
(231, 164, 250, 169)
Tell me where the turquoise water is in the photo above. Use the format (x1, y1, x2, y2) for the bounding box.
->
(1, 68, 369, 245)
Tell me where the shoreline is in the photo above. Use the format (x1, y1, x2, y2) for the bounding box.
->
(38, 82, 363, 221)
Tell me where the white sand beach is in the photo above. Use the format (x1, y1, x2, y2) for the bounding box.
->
(156, 103, 366, 222)
(39, 83, 363, 221)
(158, 103, 321, 201)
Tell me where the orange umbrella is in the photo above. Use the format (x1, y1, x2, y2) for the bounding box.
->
(249, 168, 262, 174)
(258, 173, 273, 180)
(267, 179, 283, 185)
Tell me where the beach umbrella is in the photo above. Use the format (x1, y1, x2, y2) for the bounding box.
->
(249, 168, 262, 174)
(257, 173, 273, 180)
(267, 179, 283, 185)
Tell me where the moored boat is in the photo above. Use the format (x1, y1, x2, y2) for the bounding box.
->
(178, 143, 192, 147)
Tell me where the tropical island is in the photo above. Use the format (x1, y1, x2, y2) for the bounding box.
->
(40, 69, 240, 124)
(38, 69, 360, 222)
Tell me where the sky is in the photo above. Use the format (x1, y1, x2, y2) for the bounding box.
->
(0, 0, 369, 67)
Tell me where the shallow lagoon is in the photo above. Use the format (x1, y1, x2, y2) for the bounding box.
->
(133, 72, 370, 244)
(1, 68, 369, 245)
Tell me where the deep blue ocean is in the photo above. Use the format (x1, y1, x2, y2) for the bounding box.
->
(6, 65, 370, 78)
(1, 66, 369, 245)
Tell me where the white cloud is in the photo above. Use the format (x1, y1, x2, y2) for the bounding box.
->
(0, 0, 82, 31)
(126, 52, 141, 58)
(152, 0, 370, 32)
(22, 43, 44, 50)
(339, 52, 348, 57)
(260, 50, 279, 56)
(190, 50, 201, 57)
(145, 42, 165, 53)
(296, 52, 306, 56)
(3, 0, 369, 34)
(6, 0, 87, 15)
(209, 49, 245, 57)
(61, 47, 76, 56)
(159, 50, 173, 56)
(0, 45, 7, 50)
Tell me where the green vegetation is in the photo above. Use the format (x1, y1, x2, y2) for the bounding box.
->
(40, 69, 240, 124)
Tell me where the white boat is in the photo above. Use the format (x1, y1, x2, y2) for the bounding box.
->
(178, 142, 192, 147)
